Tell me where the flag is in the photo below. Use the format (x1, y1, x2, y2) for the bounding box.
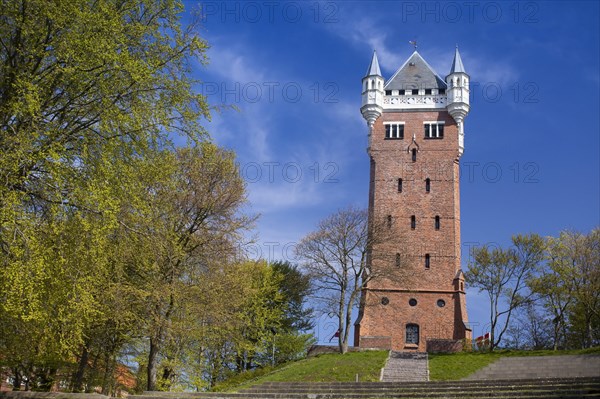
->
(329, 329, 341, 342)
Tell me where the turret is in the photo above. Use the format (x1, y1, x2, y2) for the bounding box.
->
(361, 51, 384, 151)
(446, 46, 470, 157)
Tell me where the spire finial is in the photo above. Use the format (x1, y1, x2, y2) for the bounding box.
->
(409, 40, 417, 50)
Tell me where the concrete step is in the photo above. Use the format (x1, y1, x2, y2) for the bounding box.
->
(135, 377, 600, 399)
(381, 351, 429, 382)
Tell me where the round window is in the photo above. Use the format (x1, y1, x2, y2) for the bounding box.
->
(437, 299, 446, 308)
(381, 297, 389, 306)
(409, 298, 417, 306)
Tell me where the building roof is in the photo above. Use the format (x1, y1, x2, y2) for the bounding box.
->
(365, 50, 382, 77)
(384, 51, 447, 90)
(449, 46, 466, 74)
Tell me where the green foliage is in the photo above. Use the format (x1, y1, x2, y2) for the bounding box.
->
(465, 234, 545, 350)
(271, 261, 314, 333)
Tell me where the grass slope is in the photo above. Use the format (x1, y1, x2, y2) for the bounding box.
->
(213, 351, 388, 392)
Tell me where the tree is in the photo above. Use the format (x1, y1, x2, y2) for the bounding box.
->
(529, 234, 576, 350)
(465, 234, 545, 350)
(0, 0, 212, 391)
(271, 261, 314, 333)
(295, 207, 391, 354)
(553, 229, 600, 348)
(139, 144, 253, 391)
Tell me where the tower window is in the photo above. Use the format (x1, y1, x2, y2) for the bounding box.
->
(412, 89, 419, 95)
(409, 298, 417, 307)
(406, 324, 419, 345)
(425, 178, 431, 193)
(398, 178, 403, 193)
(424, 122, 444, 139)
(387, 215, 392, 228)
(399, 89, 405, 95)
(384, 122, 404, 140)
(395, 253, 401, 267)
(411, 148, 417, 162)
(425, 254, 430, 269)
(435, 216, 440, 230)
(437, 299, 446, 308)
(425, 89, 432, 95)
(385, 90, 392, 95)
(439, 89, 446, 95)
(411, 215, 416, 230)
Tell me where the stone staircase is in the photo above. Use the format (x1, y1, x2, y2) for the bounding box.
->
(380, 351, 429, 382)
(125, 354, 600, 399)
(133, 377, 600, 398)
(464, 354, 600, 380)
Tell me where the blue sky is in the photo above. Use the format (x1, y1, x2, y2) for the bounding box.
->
(182, 1, 600, 344)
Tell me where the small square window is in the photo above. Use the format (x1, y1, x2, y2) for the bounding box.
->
(424, 122, 444, 139)
(425, 89, 432, 95)
(384, 123, 404, 140)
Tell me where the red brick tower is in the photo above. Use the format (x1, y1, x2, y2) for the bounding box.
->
(355, 48, 471, 352)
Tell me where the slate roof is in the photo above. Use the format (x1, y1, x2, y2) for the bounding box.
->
(384, 51, 447, 90)
(449, 46, 466, 74)
(365, 50, 382, 76)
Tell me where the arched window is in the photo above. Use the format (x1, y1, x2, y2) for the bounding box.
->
(425, 253, 430, 269)
(412, 148, 417, 162)
(398, 178, 403, 193)
(406, 324, 419, 345)
(411, 215, 416, 230)
(425, 178, 431, 192)
(435, 216, 440, 230)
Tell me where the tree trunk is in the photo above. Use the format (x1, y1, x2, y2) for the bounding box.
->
(72, 344, 89, 392)
(12, 368, 21, 391)
(586, 315, 593, 348)
(147, 337, 159, 391)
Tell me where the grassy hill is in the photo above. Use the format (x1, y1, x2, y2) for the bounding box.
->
(213, 351, 388, 391)
(214, 347, 600, 392)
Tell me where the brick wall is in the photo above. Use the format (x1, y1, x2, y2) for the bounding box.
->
(357, 109, 469, 352)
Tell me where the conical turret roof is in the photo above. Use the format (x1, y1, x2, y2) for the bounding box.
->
(449, 46, 466, 74)
(365, 50, 382, 77)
